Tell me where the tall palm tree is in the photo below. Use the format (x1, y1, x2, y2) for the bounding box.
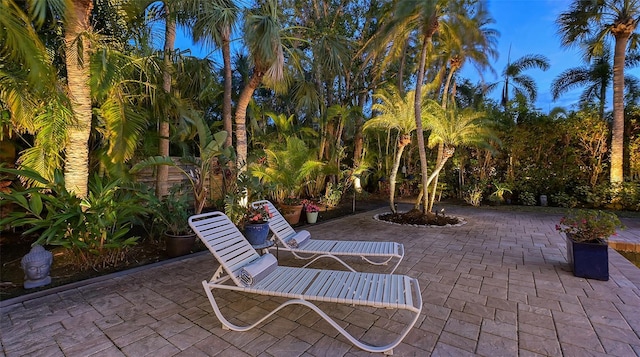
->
(437, 0, 498, 110)
(495, 54, 550, 107)
(235, 0, 286, 170)
(557, 0, 640, 184)
(189, 0, 239, 149)
(63, 0, 95, 197)
(386, 0, 487, 214)
(391, 0, 446, 214)
(551, 52, 612, 120)
(364, 86, 429, 213)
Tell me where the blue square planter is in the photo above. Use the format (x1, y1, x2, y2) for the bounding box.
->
(566, 236, 609, 281)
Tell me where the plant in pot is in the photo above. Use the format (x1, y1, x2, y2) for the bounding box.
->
(224, 172, 272, 246)
(556, 209, 624, 281)
(250, 137, 324, 225)
(241, 205, 273, 246)
(301, 199, 320, 224)
(148, 186, 196, 258)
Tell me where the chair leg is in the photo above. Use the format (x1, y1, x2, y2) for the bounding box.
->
(299, 254, 357, 272)
(201, 280, 422, 355)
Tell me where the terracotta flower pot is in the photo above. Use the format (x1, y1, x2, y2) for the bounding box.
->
(280, 204, 303, 225)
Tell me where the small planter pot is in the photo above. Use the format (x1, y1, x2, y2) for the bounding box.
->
(306, 211, 319, 224)
(280, 204, 304, 225)
(244, 222, 270, 246)
(165, 232, 196, 258)
(566, 235, 609, 281)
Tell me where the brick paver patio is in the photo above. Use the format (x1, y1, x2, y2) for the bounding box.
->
(1, 203, 639, 356)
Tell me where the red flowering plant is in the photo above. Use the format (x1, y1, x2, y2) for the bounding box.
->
(301, 199, 320, 213)
(246, 205, 272, 224)
(555, 209, 624, 243)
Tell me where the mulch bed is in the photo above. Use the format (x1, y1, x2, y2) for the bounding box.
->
(377, 208, 461, 226)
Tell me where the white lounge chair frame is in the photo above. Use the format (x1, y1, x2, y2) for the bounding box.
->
(252, 200, 405, 273)
(189, 211, 422, 355)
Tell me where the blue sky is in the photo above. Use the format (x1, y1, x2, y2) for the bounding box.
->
(460, 0, 640, 112)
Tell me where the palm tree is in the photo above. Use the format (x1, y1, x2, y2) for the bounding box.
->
(557, 0, 640, 184)
(63, 0, 95, 197)
(235, 0, 286, 170)
(0, 0, 70, 180)
(364, 86, 429, 213)
(390, 0, 446, 214)
(189, 0, 239, 149)
(424, 105, 497, 211)
(551, 52, 612, 120)
(437, 0, 498, 109)
(494, 54, 550, 107)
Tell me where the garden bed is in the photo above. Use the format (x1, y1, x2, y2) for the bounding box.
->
(0, 194, 388, 302)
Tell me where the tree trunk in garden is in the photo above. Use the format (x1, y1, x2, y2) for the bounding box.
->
(415, 15, 439, 215)
(610, 29, 631, 186)
(64, 0, 94, 198)
(156, 10, 175, 198)
(352, 91, 367, 169)
(222, 27, 233, 149)
(235, 72, 264, 171)
(389, 135, 410, 213)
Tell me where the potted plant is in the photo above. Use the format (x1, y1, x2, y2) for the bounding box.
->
(242, 205, 273, 246)
(250, 137, 324, 225)
(149, 186, 196, 258)
(301, 199, 320, 224)
(556, 209, 624, 281)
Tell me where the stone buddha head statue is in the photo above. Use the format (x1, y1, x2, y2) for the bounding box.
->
(21, 245, 53, 289)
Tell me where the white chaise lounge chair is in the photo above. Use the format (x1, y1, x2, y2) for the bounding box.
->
(252, 200, 404, 273)
(189, 211, 422, 355)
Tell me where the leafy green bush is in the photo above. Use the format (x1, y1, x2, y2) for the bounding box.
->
(320, 182, 343, 208)
(614, 183, 640, 211)
(0, 168, 148, 269)
(550, 192, 578, 208)
(519, 192, 537, 206)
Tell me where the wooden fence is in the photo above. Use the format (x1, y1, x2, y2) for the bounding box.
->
(133, 157, 227, 202)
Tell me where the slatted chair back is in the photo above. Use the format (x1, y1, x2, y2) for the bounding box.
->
(189, 212, 261, 286)
(252, 200, 296, 244)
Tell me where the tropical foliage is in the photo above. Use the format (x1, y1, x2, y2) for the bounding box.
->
(1, 0, 640, 270)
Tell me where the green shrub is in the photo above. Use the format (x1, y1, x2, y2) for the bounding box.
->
(550, 192, 578, 208)
(519, 192, 537, 206)
(0, 168, 149, 269)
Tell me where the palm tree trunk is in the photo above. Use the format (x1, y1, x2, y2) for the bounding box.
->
(389, 143, 407, 214)
(428, 143, 444, 212)
(235, 71, 264, 170)
(415, 26, 436, 215)
(222, 28, 233, 149)
(352, 92, 366, 168)
(64, 0, 94, 198)
(398, 39, 408, 95)
(610, 34, 629, 185)
(156, 11, 175, 198)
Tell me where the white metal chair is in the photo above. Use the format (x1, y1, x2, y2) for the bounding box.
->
(188, 211, 422, 355)
(252, 200, 405, 273)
